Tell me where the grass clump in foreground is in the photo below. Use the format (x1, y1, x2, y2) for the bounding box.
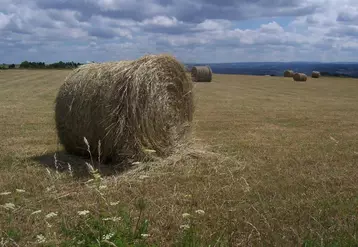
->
(0, 161, 223, 246)
(60, 199, 151, 246)
(59, 199, 219, 247)
(1, 70, 358, 246)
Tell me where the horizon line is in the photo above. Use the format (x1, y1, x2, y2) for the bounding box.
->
(2, 60, 358, 65)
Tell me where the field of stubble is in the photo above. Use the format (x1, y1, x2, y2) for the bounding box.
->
(0, 69, 358, 246)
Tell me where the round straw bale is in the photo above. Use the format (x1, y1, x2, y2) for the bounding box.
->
(284, 70, 294, 77)
(293, 73, 308, 82)
(55, 54, 194, 164)
(191, 66, 212, 82)
(312, 71, 320, 78)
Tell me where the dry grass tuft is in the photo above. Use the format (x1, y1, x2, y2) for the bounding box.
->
(55, 54, 194, 165)
(312, 71, 321, 78)
(284, 70, 294, 77)
(191, 66, 212, 82)
(293, 72, 308, 81)
(119, 139, 242, 180)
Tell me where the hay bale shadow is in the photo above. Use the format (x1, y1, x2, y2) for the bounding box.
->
(31, 151, 136, 178)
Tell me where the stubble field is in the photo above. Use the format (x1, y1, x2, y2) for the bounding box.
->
(0, 69, 358, 246)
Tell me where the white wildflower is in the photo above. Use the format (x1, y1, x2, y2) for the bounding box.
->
(141, 233, 150, 238)
(2, 203, 15, 210)
(182, 213, 191, 219)
(102, 216, 121, 222)
(195, 209, 205, 216)
(16, 189, 26, 193)
(180, 224, 190, 230)
(102, 233, 115, 240)
(0, 192, 11, 196)
(132, 161, 141, 165)
(139, 175, 149, 180)
(31, 210, 42, 215)
(109, 201, 120, 206)
(36, 234, 46, 243)
(143, 149, 156, 154)
(77, 210, 90, 216)
(45, 212, 58, 219)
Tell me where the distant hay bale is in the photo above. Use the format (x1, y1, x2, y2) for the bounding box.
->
(312, 71, 320, 78)
(284, 70, 294, 77)
(191, 66, 212, 82)
(55, 54, 194, 164)
(293, 73, 308, 82)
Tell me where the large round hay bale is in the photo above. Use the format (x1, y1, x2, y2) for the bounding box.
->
(312, 71, 320, 78)
(55, 54, 194, 164)
(284, 70, 294, 77)
(191, 66, 212, 82)
(293, 73, 308, 82)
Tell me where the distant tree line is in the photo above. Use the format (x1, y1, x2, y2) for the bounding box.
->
(0, 61, 84, 70)
(19, 61, 82, 69)
(0, 63, 14, 69)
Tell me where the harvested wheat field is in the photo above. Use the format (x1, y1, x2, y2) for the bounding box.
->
(1, 69, 358, 246)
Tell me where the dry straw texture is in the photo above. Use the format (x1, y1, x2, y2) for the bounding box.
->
(55, 54, 194, 164)
(293, 73, 308, 82)
(284, 70, 294, 77)
(191, 66, 213, 82)
(312, 71, 321, 78)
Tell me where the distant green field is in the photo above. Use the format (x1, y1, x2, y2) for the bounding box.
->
(1, 70, 358, 246)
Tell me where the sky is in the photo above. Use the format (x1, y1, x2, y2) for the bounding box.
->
(0, 0, 358, 63)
